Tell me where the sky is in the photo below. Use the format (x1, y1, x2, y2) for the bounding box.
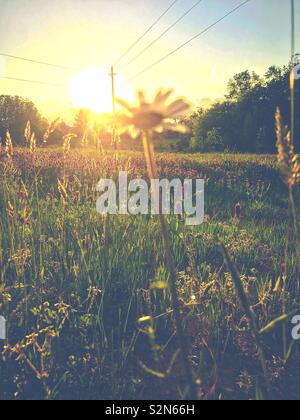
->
(0, 0, 299, 119)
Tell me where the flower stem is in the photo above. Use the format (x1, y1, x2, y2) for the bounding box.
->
(142, 131, 197, 400)
(289, 186, 300, 286)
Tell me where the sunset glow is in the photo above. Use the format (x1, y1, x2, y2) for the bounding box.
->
(0, 0, 297, 118)
(68, 67, 133, 114)
(0, 0, 300, 402)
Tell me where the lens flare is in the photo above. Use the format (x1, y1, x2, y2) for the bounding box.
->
(69, 67, 132, 114)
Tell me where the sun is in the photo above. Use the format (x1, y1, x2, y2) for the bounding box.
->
(68, 67, 132, 114)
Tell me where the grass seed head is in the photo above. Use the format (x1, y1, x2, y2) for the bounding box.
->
(24, 121, 31, 145)
(5, 130, 13, 157)
(276, 107, 300, 188)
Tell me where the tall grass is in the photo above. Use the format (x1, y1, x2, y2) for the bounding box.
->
(0, 147, 299, 400)
(142, 131, 197, 399)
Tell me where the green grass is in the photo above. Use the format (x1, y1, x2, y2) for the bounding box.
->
(0, 149, 299, 400)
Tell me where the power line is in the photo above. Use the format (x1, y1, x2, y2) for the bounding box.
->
(0, 0, 251, 92)
(0, 53, 78, 72)
(0, 75, 62, 87)
(129, 0, 251, 82)
(121, 0, 204, 71)
(113, 0, 180, 67)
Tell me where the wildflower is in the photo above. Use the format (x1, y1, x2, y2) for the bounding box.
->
(190, 294, 197, 303)
(281, 262, 287, 273)
(18, 207, 31, 225)
(55, 301, 71, 316)
(116, 89, 191, 138)
(19, 189, 29, 201)
(237, 371, 254, 392)
(234, 202, 242, 219)
(19, 215, 26, 224)
(74, 190, 80, 203)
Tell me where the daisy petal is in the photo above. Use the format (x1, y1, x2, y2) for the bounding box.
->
(137, 90, 147, 107)
(154, 89, 173, 108)
(154, 125, 164, 134)
(116, 98, 134, 115)
(165, 99, 191, 118)
(162, 123, 190, 134)
(117, 114, 133, 127)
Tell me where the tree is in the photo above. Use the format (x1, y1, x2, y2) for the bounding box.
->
(0, 95, 46, 146)
(73, 108, 92, 145)
(202, 128, 225, 152)
(190, 64, 300, 154)
(46, 121, 74, 146)
(191, 102, 237, 152)
(226, 71, 262, 101)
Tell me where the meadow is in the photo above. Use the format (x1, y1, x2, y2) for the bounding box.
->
(0, 147, 299, 400)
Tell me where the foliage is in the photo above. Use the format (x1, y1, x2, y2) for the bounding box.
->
(0, 96, 47, 146)
(190, 65, 300, 153)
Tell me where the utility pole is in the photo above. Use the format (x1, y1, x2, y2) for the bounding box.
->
(291, 0, 295, 144)
(109, 66, 117, 153)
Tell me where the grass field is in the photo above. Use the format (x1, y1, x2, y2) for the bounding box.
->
(0, 148, 299, 400)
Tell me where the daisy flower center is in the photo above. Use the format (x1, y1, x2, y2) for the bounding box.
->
(132, 111, 164, 130)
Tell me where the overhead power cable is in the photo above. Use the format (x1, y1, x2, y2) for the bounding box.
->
(113, 0, 180, 67)
(129, 0, 251, 81)
(0, 75, 62, 87)
(0, 53, 78, 71)
(122, 0, 204, 71)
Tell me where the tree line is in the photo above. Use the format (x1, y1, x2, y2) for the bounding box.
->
(188, 64, 300, 153)
(0, 96, 114, 149)
(0, 63, 299, 153)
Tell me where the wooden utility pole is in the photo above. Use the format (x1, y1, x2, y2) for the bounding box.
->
(110, 66, 117, 152)
(291, 0, 295, 144)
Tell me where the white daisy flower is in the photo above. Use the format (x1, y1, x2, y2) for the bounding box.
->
(116, 89, 191, 138)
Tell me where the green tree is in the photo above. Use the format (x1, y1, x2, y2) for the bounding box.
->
(0, 95, 46, 145)
(190, 64, 300, 154)
(226, 70, 262, 101)
(191, 102, 237, 152)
